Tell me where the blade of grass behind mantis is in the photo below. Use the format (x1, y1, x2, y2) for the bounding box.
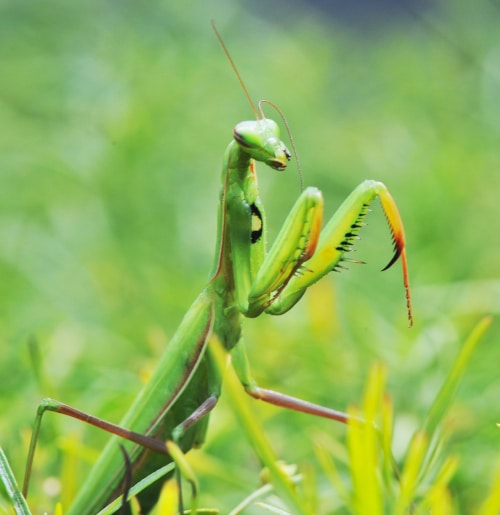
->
(209, 337, 311, 515)
(395, 315, 492, 513)
(415, 315, 493, 483)
(396, 316, 492, 512)
(423, 315, 493, 438)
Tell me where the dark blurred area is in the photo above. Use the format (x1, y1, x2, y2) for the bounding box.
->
(247, 0, 435, 28)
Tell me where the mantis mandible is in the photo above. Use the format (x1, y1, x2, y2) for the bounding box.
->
(20, 23, 413, 514)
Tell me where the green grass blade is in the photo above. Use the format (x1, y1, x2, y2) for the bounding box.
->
(347, 363, 386, 515)
(97, 462, 175, 515)
(209, 338, 310, 515)
(413, 455, 459, 514)
(313, 439, 350, 507)
(394, 430, 428, 514)
(0, 447, 31, 515)
(477, 454, 500, 515)
(423, 315, 492, 438)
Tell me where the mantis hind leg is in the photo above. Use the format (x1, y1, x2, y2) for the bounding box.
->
(230, 338, 358, 425)
(22, 345, 222, 514)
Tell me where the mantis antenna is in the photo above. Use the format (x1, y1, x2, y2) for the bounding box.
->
(211, 20, 261, 120)
(259, 99, 304, 191)
(211, 20, 305, 191)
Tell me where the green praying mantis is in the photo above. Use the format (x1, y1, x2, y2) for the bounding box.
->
(9, 23, 413, 515)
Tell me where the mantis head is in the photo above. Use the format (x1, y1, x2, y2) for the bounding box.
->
(233, 119, 291, 171)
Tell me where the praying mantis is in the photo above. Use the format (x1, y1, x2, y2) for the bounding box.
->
(10, 23, 413, 515)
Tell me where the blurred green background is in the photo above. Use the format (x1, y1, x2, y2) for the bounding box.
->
(1, 0, 499, 512)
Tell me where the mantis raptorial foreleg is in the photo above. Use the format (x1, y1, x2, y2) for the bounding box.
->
(261, 180, 412, 321)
